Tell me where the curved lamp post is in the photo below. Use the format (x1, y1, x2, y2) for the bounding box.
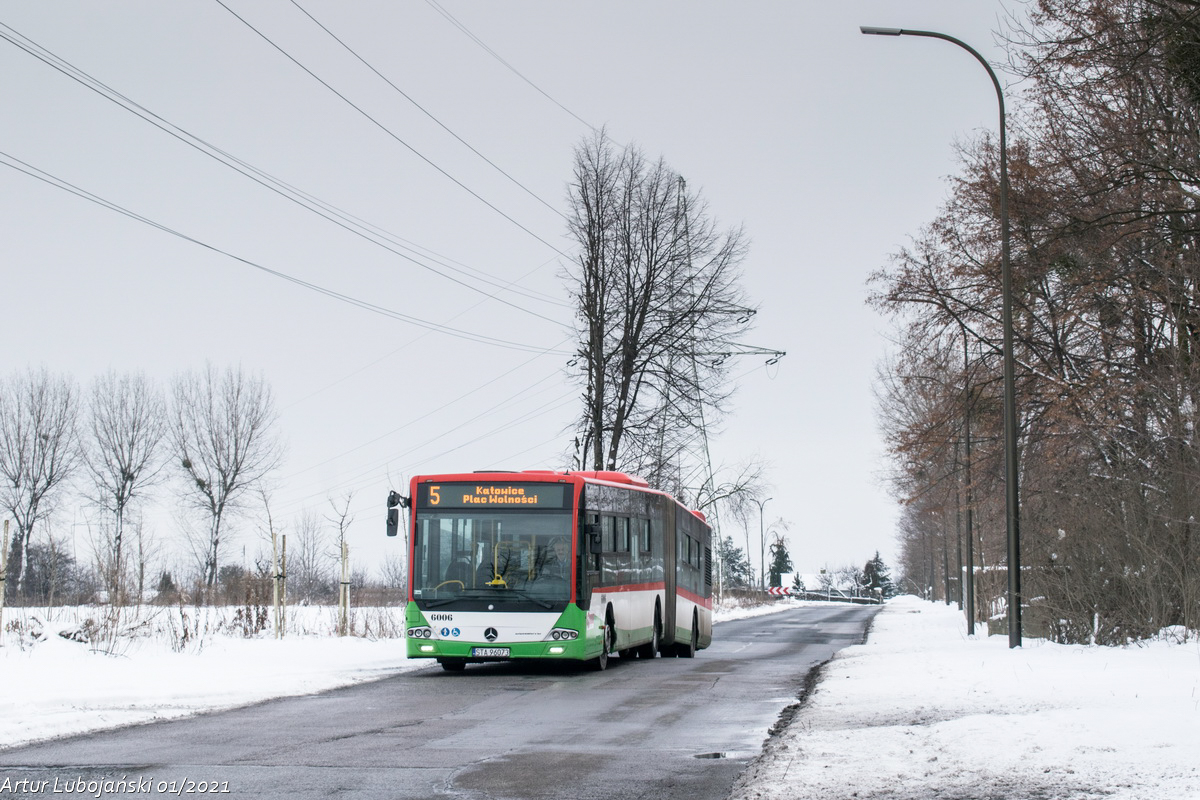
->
(756, 497, 772, 591)
(860, 26, 1021, 647)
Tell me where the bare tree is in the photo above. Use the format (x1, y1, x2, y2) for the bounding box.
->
(83, 371, 165, 605)
(566, 130, 754, 486)
(171, 364, 283, 590)
(289, 509, 331, 603)
(326, 492, 355, 553)
(381, 550, 407, 593)
(327, 492, 355, 635)
(0, 367, 80, 594)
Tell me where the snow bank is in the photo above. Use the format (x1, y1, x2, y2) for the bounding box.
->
(730, 596, 1200, 800)
(0, 605, 418, 749)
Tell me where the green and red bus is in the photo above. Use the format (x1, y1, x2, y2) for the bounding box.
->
(386, 470, 713, 671)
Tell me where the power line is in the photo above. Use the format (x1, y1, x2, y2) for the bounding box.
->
(0, 23, 572, 321)
(0, 150, 570, 355)
(274, 379, 579, 514)
(280, 250, 568, 411)
(280, 340, 572, 481)
(287, 0, 565, 221)
(213, 0, 571, 259)
(424, 0, 598, 133)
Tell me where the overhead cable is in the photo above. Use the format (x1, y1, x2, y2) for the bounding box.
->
(424, 0, 598, 133)
(0, 23, 571, 319)
(0, 151, 569, 355)
(213, 0, 571, 259)
(288, 0, 565, 220)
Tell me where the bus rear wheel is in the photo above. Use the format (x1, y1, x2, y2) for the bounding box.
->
(678, 613, 698, 658)
(637, 608, 661, 659)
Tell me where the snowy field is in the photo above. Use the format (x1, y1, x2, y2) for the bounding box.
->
(730, 596, 1200, 800)
(3, 598, 1198, 800)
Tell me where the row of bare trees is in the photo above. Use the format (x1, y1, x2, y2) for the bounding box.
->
(873, 1, 1200, 642)
(0, 364, 282, 605)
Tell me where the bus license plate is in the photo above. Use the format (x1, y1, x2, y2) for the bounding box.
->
(472, 647, 510, 658)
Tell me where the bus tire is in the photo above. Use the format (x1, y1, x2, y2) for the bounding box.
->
(637, 605, 661, 659)
(594, 607, 615, 671)
(679, 613, 698, 659)
(439, 659, 466, 672)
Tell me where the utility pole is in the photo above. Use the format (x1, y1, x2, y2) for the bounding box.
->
(1, 520, 9, 648)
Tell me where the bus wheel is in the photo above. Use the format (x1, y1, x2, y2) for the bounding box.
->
(637, 607, 660, 659)
(679, 613, 698, 659)
(595, 609, 615, 671)
(439, 659, 466, 672)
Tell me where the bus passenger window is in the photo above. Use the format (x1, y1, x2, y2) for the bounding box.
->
(636, 519, 650, 553)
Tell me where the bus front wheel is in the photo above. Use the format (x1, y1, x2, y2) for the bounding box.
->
(594, 608, 615, 671)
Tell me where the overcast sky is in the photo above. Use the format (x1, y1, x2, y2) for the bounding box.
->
(2, 1, 1023, 582)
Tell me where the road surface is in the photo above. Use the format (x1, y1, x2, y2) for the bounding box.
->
(0, 604, 878, 799)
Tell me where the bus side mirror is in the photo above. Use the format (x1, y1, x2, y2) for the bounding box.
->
(386, 507, 399, 538)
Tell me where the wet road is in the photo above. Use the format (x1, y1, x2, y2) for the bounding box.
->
(0, 604, 877, 800)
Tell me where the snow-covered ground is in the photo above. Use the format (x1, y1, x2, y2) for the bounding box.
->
(0, 604, 417, 749)
(3, 598, 1198, 800)
(731, 596, 1200, 800)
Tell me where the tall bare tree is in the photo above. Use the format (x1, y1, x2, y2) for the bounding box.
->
(0, 368, 79, 594)
(84, 371, 165, 604)
(566, 130, 753, 486)
(171, 364, 283, 590)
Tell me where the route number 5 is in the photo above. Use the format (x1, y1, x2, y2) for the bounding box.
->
(430, 486, 441, 505)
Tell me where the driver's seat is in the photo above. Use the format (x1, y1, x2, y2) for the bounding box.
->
(444, 559, 472, 587)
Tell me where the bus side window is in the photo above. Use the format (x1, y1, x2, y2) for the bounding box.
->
(616, 517, 630, 552)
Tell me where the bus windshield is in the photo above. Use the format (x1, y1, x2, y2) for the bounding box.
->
(412, 509, 572, 610)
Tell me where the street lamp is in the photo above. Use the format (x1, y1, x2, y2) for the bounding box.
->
(756, 497, 772, 592)
(860, 25, 1022, 648)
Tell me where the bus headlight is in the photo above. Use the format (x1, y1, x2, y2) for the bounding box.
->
(544, 628, 579, 641)
(409, 626, 433, 639)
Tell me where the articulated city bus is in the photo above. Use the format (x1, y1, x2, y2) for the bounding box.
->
(386, 470, 713, 671)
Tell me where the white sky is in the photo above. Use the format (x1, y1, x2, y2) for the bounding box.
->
(1, 1, 1022, 582)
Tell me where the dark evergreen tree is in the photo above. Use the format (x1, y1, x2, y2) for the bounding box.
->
(863, 551, 895, 599)
(768, 539, 793, 588)
(717, 536, 753, 588)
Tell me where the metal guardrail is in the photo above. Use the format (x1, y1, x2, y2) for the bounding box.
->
(794, 591, 882, 605)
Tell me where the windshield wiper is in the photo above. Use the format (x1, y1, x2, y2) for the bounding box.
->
(510, 590, 553, 609)
(424, 597, 459, 608)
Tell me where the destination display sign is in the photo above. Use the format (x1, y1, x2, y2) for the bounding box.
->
(416, 482, 568, 509)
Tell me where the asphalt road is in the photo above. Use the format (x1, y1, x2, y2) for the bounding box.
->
(0, 604, 878, 800)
